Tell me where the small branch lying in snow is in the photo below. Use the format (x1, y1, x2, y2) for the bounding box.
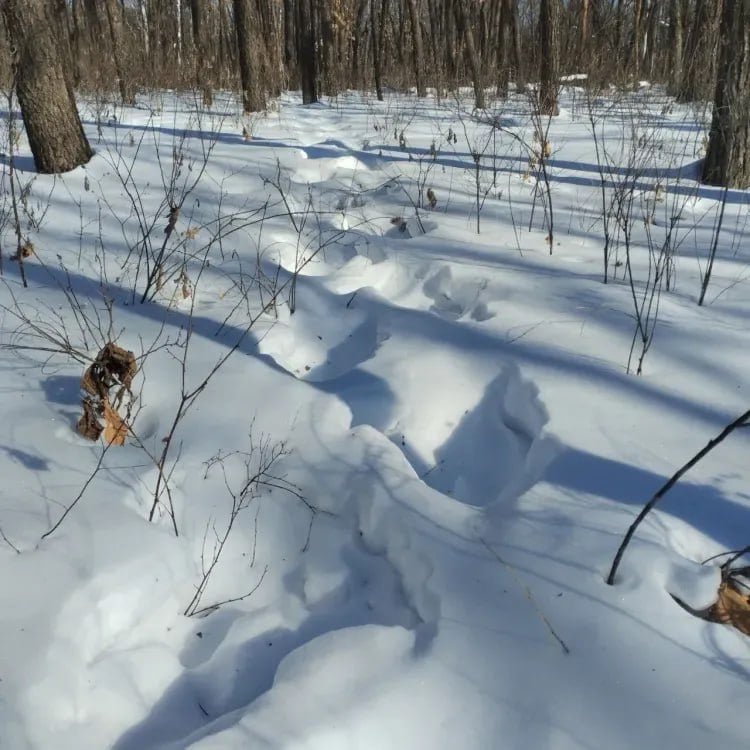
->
(607, 408, 750, 586)
(41, 440, 116, 541)
(479, 536, 570, 655)
(0, 525, 20, 554)
(189, 565, 269, 618)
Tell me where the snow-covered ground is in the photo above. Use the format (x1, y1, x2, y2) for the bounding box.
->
(1, 86, 749, 749)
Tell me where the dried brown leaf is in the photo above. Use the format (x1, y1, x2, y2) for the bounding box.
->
(712, 579, 750, 636)
(103, 398, 128, 446)
(77, 398, 103, 441)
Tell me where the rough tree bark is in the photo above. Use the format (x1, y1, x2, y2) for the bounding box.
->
(702, 0, 750, 188)
(297, 0, 318, 104)
(539, 0, 560, 116)
(233, 0, 265, 112)
(2, 0, 93, 174)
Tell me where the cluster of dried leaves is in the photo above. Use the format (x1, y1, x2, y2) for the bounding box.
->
(677, 568, 750, 638)
(708, 571, 750, 637)
(77, 342, 137, 446)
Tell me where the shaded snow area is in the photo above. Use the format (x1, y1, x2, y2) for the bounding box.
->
(1, 87, 749, 749)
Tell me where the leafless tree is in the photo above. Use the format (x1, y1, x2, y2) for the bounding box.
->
(2, 0, 93, 174)
(702, 0, 750, 188)
(539, 0, 560, 116)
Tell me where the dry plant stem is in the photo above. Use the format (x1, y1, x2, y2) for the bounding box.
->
(41, 441, 116, 540)
(607, 408, 750, 585)
(184, 434, 299, 616)
(456, 103, 497, 235)
(480, 536, 569, 655)
(0, 525, 20, 553)
(188, 565, 268, 618)
(699, 184, 729, 306)
(585, 87, 614, 283)
(527, 92, 556, 251)
(722, 545, 750, 572)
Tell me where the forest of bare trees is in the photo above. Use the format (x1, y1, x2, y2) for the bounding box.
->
(0, 0, 748, 186)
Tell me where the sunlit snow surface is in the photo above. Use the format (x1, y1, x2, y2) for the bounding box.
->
(1, 87, 749, 749)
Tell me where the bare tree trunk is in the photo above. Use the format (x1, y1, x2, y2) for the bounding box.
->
(370, 0, 384, 100)
(283, 0, 296, 73)
(138, 0, 150, 60)
(454, 0, 485, 108)
(630, 0, 643, 77)
(257, 0, 282, 96)
(667, 0, 684, 95)
(52, 0, 78, 88)
(317, 0, 337, 95)
(104, 0, 135, 104)
(677, 0, 715, 102)
(406, 0, 426, 96)
(497, 0, 510, 95)
(579, 0, 590, 62)
(176, 0, 184, 69)
(2, 0, 93, 174)
(70, 0, 84, 86)
(190, 0, 213, 106)
(539, 0, 560, 115)
(297, 0, 318, 103)
(350, 0, 368, 88)
(233, 0, 264, 112)
(703, 0, 750, 188)
(507, 0, 523, 88)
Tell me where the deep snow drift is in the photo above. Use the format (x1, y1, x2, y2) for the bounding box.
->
(1, 86, 749, 749)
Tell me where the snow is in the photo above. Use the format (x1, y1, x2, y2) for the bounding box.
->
(1, 86, 749, 749)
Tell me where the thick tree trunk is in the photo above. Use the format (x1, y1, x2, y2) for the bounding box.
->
(702, 0, 750, 188)
(2, 0, 93, 174)
(233, 0, 265, 112)
(283, 0, 296, 71)
(297, 0, 318, 103)
(52, 0, 78, 88)
(70, 0, 84, 86)
(539, 0, 560, 116)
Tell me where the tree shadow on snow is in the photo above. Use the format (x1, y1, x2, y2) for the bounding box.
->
(546, 446, 750, 553)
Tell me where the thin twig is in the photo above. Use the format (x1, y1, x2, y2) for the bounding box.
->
(607, 408, 750, 585)
(480, 536, 570, 654)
